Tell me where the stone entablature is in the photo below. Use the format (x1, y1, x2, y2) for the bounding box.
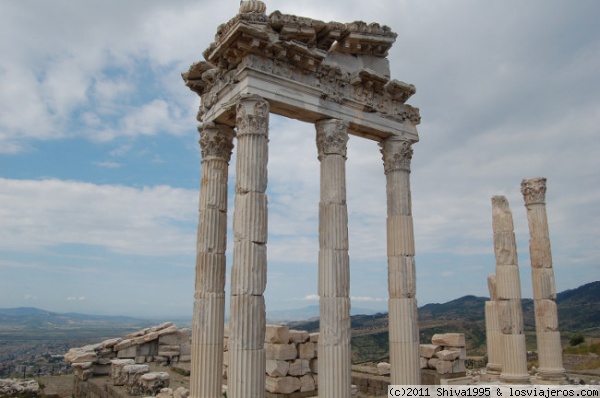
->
(182, 8, 420, 142)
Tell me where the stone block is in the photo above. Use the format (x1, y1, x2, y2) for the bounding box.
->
(420, 357, 428, 369)
(265, 324, 290, 344)
(452, 360, 466, 374)
(159, 333, 180, 346)
(100, 337, 123, 350)
(64, 350, 98, 363)
(289, 330, 309, 343)
(117, 346, 137, 359)
(174, 387, 190, 398)
(419, 344, 442, 358)
(446, 346, 467, 359)
(428, 358, 439, 369)
(309, 332, 319, 343)
(139, 372, 170, 396)
(72, 362, 93, 381)
(114, 339, 135, 351)
(266, 359, 289, 377)
(377, 362, 391, 375)
(180, 343, 191, 356)
(436, 350, 461, 361)
(432, 333, 465, 347)
(137, 341, 159, 356)
(436, 360, 453, 375)
(156, 388, 173, 398)
(123, 364, 150, 395)
(300, 374, 316, 392)
(265, 343, 297, 360)
(309, 358, 318, 374)
(265, 376, 301, 394)
(110, 359, 135, 386)
(288, 359, 310, 376)
(298, 342, 315, 359)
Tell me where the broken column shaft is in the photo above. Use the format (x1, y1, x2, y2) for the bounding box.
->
(521, 177, 566, 383)
(492, 196, 530, 384)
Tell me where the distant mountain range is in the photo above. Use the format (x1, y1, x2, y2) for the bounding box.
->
(0, 307, 155, 329)
(2, 281, 598, 340)
(287, 281, 600, 362)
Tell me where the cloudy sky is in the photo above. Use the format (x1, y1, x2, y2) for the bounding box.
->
(1, 0, 598, 318)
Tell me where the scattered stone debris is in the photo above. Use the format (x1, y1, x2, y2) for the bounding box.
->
(0, 378, 40, 397)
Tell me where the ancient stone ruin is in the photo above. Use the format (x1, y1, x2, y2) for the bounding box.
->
(419, 333, 467, 385)
(182, 0, 421, 396)
(63, 323, 189, 397)
(483, 178, 567, 384)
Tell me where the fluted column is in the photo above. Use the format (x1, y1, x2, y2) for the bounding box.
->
(485, 274, 503, 377)
(191, 123, 235, 398)
(521, 177, 566, 383)
(380, 137, 420, 385)
(492, 196, 530, 384)
(229, 95, 269, 398)
(316, 119, 351, 398)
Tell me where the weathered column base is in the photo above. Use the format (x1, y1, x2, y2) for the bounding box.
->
(536, 331, 566, 383)
(499, 334, 530, 384)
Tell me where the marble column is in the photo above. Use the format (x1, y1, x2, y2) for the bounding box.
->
(380, 137, 421, 385)
(521, 177, 566, 383)
(485, 274, 503, 377)
(492, 196, 530, 384)
(316, 119, 351, 398)
(228, 95, 269, 398)
(191, 123, 234, 398)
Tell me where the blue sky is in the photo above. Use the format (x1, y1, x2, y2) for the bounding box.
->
(1, 0, 599, 318)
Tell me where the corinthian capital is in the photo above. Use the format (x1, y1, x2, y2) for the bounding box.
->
(235, 95, 269, 138)
(199, 123, 235, 162)
(521, 177, 547, 205)
(380, 137, 414, 173)
(315, 119, 349, 160)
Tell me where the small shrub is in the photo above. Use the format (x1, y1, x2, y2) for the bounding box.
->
(570, 333, 585, 346)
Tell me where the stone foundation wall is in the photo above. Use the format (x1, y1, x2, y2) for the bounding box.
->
(224, 325, 319, 396)
(65, 323, 191, 381)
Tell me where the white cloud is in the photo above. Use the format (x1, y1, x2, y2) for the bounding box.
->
(0, 178, 197, 256)
(304, 294, 319, 301)
(351, 296, 386, 303)
(67, 296, 86, 301)
(24, 294, 37, 300)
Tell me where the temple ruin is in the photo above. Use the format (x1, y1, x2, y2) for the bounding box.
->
(182, 0, 421, 396)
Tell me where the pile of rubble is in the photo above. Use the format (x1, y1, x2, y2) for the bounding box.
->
(224, 325, 319, 396)
(0, 379, 40, 397)
(65, 322, 190, 381)
(420, 333, 467, 383)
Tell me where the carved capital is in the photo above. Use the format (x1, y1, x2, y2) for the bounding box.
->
(380, 137, 414, 173)
(239, 0, 266, 14)
(521, 177, 547, 205)
(315, 119, 349, 160)
(199, 123, 235, 162)
(235, 95, 269, 138)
